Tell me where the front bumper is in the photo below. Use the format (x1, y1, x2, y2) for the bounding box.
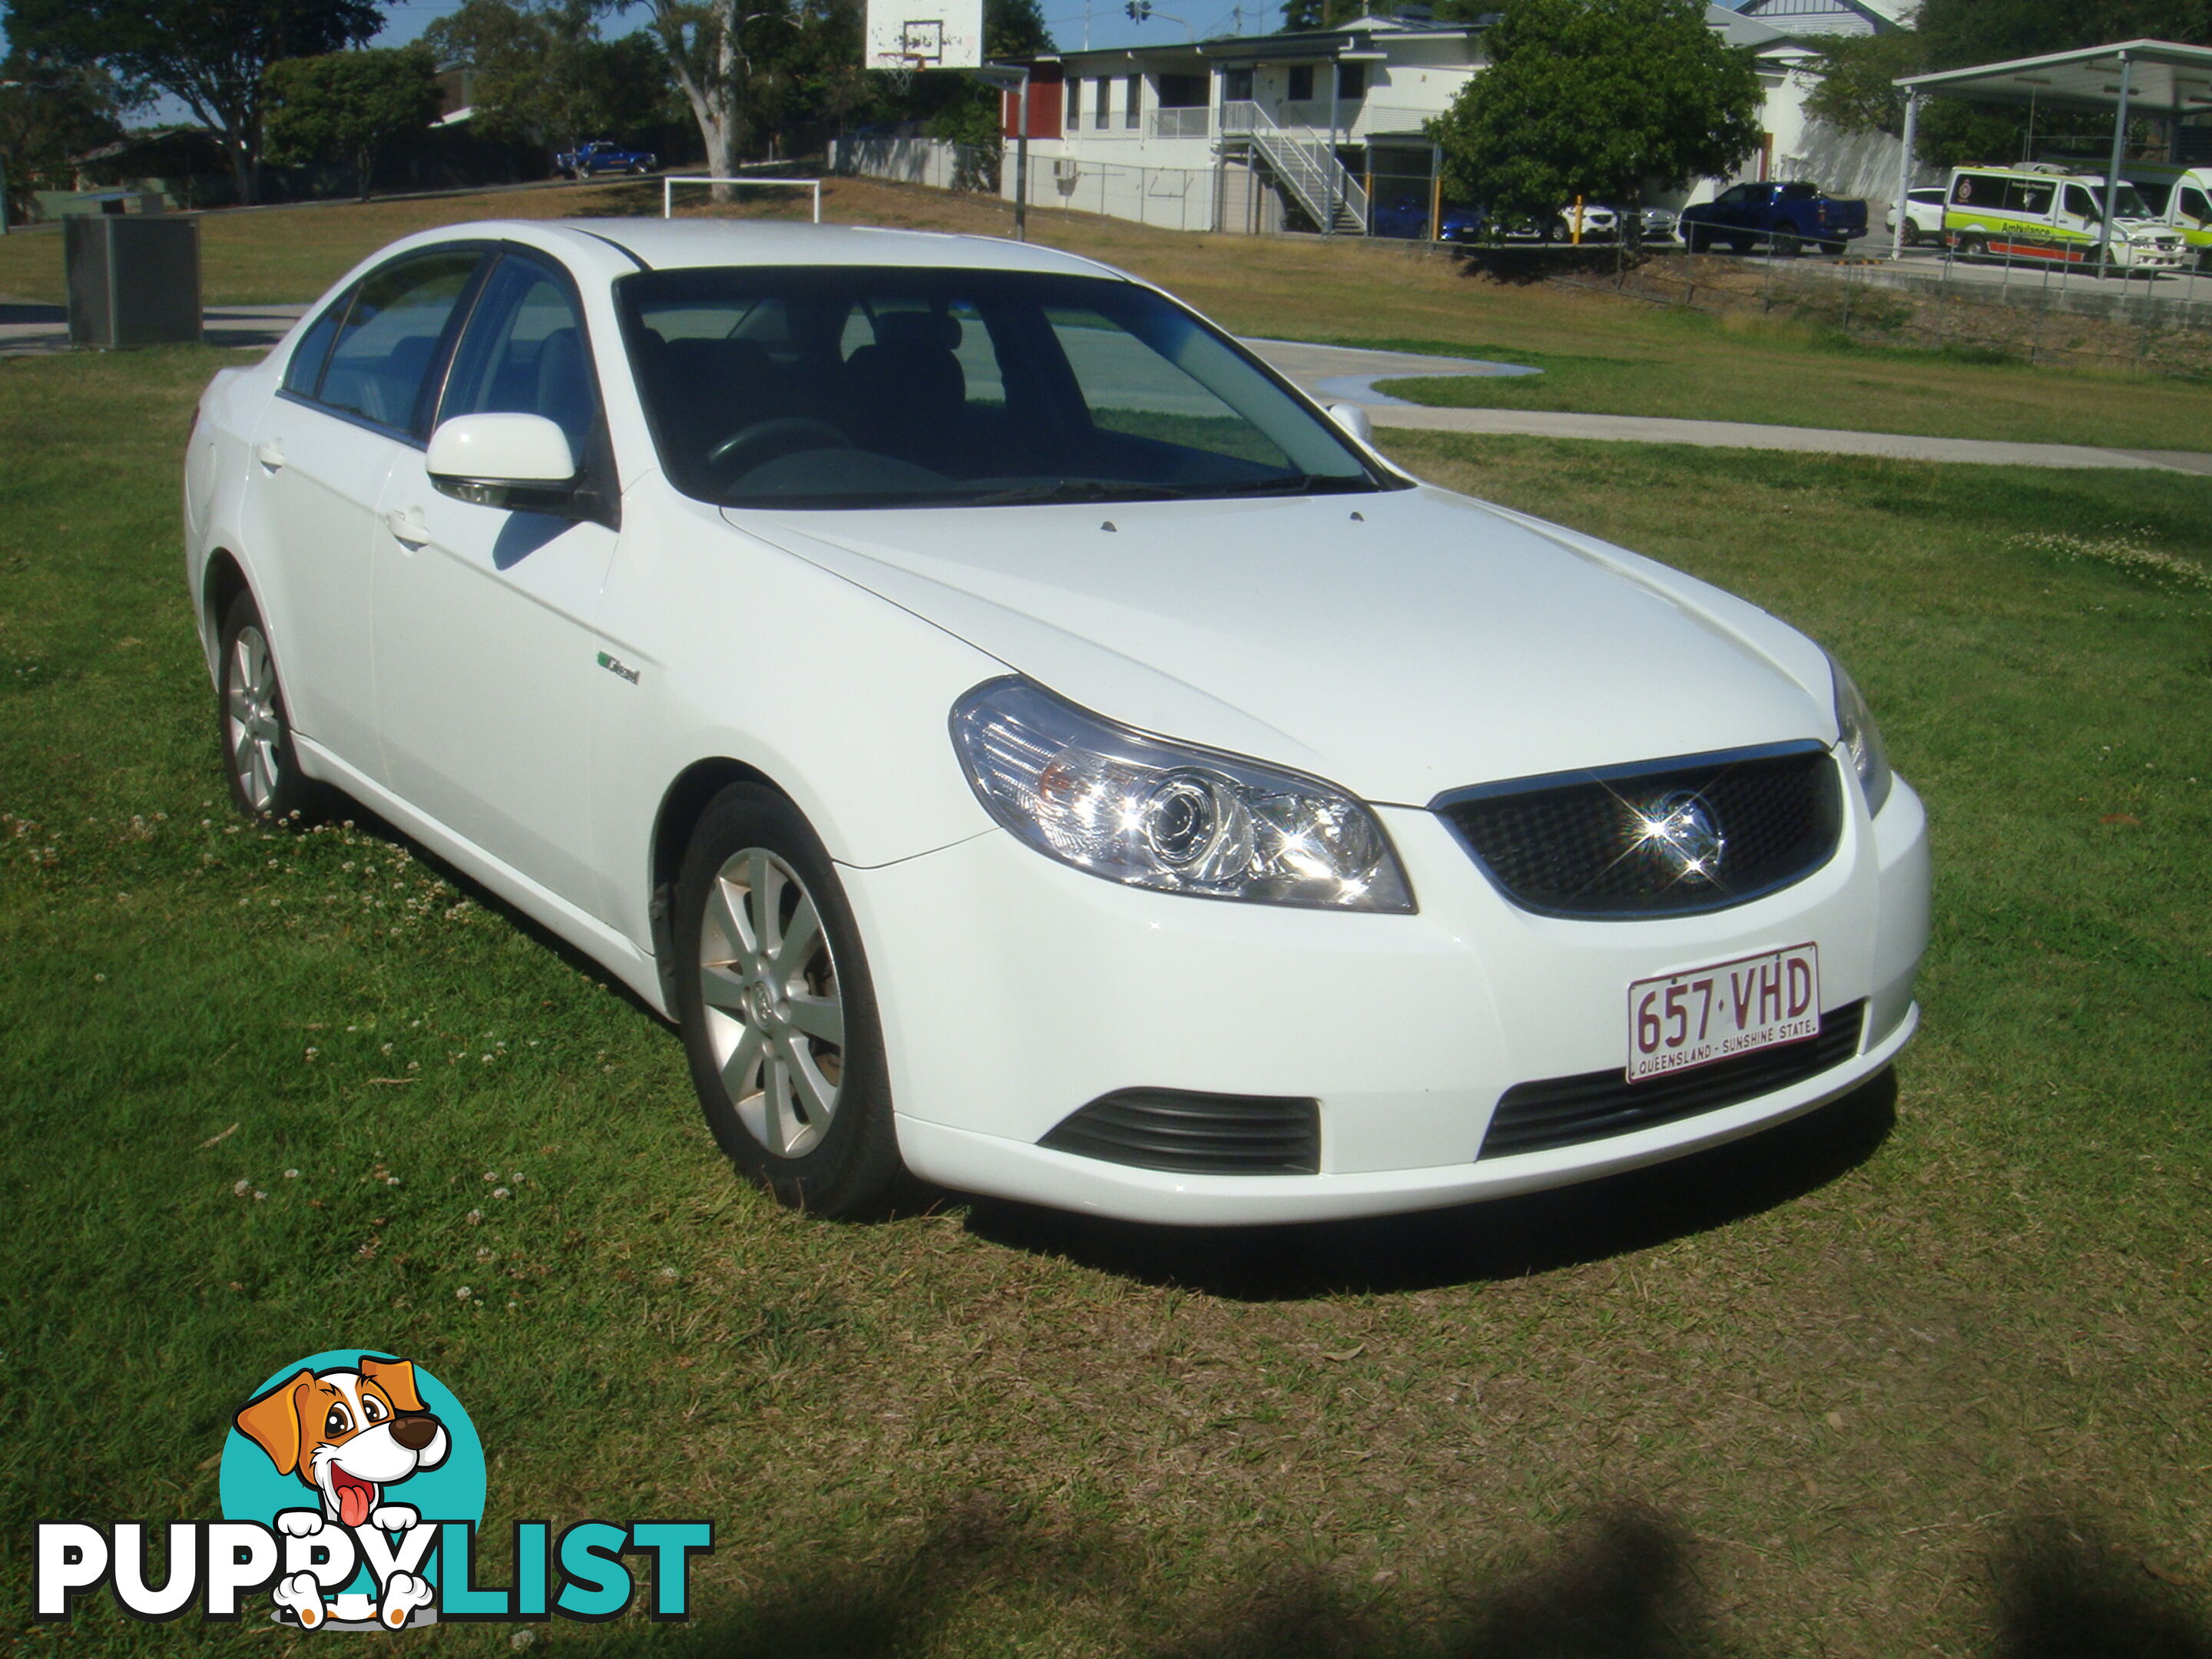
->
(842, 774, 1929, 1225)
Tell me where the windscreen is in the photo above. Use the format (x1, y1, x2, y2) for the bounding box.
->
(617, 267, 1393, 508)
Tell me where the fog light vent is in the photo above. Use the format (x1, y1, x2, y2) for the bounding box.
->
(1040, 1088, 1320, 1175)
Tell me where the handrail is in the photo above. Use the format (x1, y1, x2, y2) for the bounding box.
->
(1219, 101, 1366, 230)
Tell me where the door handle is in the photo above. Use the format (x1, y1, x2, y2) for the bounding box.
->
(254, 440, 285, 470)
(383, 506, 430, 547)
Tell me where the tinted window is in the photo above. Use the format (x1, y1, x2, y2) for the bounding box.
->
(618, 267, 1388, 509)
(439, 253, 598, 454)
(2063, 184, 2100, 222)
(282, 301, 345, 399)
(1952, 174, 1995, 204)
(2182, 187, 2211, 224)
(1715, 185, 1749, 204)
(1779, 182, 1818, 199)
(1157, 73, 1207, 108)
(318, 251, 481, 434)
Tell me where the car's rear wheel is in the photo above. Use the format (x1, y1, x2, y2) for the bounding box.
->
(674, 783, 906, 1217)
(217, 591, 323, 824)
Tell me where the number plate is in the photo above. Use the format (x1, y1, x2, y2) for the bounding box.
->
(1627, 944, 1820, 1082)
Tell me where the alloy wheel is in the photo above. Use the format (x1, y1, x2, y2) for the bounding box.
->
(696, 847, 846, 1157)
(226, 624, 283, 812)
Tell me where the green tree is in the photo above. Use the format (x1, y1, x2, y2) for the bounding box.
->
(423, 0, 671, 153)
(2, 0, 383, 202)
(0, 51, 124, 226)
(1803, 0, 2211, 172)
(263, 44, 441, 198)
(1426, 0, 1762, 218)
(1800, 31, 1926, 137)
(906, 0, 1054, 176)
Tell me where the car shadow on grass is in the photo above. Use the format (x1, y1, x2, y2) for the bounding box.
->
(959, 1071, 1897, 1299)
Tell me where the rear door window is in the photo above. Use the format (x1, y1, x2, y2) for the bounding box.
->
(317, 250, 482, 435)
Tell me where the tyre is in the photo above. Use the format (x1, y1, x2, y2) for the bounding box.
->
(1955, 233, 1985, 261)
(217, 590, 325, 824)
(674, 783, 906, 1217)
(1773, 232, 1802, 257)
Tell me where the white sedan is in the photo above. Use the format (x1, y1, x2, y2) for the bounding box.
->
(185, 220, 1929, 1224)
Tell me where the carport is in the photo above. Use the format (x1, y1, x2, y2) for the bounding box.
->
(1890, 39, 2212, 263)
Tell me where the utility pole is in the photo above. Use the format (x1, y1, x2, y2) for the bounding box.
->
(973, 63, 1033, 241)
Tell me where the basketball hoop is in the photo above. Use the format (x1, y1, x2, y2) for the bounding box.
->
(878, 50, 928, 94)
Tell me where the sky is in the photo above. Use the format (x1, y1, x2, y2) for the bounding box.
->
(0, 0, 1290, 128)
(363, 0, 1286, 58)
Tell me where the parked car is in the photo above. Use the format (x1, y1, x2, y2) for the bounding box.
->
(1635, 205, 1680, 243)
(1496, 203, 1620, 243)
(184, 220, 1928, 1225)
(1942, 165, 2187, 273)
(1369, 194, 1484, 240)
(1883, 187, 1948, 246)
(554, 139, 657, 178)
(1680, 181, 1868, 254)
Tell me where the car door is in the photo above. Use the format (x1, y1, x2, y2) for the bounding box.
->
(243, 248, 482, 773)
(371, 247, 619, 917)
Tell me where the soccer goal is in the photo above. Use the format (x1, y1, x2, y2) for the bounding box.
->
(661, 176, 824, 222)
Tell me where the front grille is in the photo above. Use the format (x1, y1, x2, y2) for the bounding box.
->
(1479, 1000, 1866, 1160)
(1040, 1088, 1321, 1175)
(1433, 742, 1843, 919)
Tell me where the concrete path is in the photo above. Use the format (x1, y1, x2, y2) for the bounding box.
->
(0, 298, 305, 356)
(1246, 338, 2212, 476)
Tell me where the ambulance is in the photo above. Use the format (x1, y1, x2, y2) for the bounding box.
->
(2117, 163, 2212, 270)
(1942, 164, 2190, 272)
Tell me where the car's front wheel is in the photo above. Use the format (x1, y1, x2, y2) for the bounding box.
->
(674, 783, 906, 1217)
(217, 590, 323, 823)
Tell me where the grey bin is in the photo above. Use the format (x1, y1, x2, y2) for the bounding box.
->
(65, 214, 202, 349)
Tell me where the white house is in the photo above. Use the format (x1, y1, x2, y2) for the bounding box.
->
(992, 4, 1926, 234)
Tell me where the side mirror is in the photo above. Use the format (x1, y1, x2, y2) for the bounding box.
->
(1327, 402, 1375, 446)
(427, 413, 581, 514)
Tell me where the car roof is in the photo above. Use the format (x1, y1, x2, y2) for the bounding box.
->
(526, 217, 1131, 279)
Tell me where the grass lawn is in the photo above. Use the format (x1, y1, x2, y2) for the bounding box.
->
(2, 341, 2210, 1656)
(5, 176, 2212, 452)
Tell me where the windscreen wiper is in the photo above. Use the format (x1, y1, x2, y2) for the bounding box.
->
(961, 479, 1196, 506)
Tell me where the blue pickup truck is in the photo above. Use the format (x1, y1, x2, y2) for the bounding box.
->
(554, 140, 658, 179)
(1678, 181, 1868, 255)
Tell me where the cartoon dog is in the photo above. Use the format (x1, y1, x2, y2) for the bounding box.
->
(233, 1356, 450, 1628)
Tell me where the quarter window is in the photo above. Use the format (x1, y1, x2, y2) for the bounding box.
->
(317, 251, 481, 435)
(282, 302, 345, 399)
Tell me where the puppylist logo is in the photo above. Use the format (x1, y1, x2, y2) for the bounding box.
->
(35, 1349, 712, 1630)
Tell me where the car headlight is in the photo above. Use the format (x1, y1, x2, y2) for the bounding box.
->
(951, 677, 1414, 912)
(1829, 657, 1892, 817)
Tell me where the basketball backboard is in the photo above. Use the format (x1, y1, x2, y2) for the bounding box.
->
(864, 0, 983, 69)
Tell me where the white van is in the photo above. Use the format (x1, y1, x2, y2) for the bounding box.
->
(1942, 164, 2188, 273)
(2118, 163, 2212, 270)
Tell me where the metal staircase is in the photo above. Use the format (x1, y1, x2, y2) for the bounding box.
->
(1220, 101, 1367, 234)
